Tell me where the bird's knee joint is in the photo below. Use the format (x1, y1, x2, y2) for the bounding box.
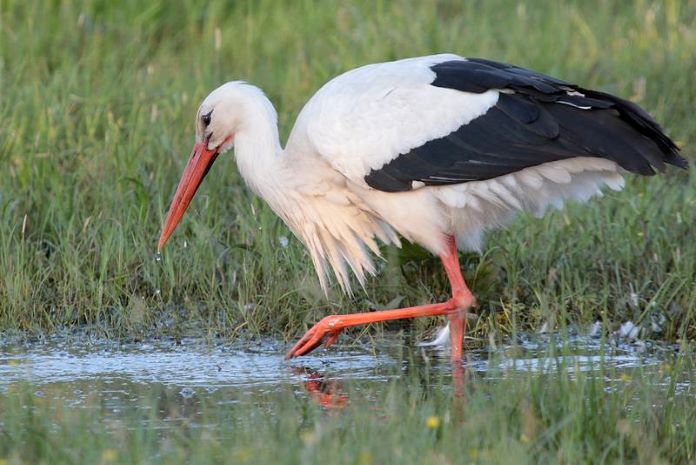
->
(321, 315, 341, 328)
(452, 291, 475, 309)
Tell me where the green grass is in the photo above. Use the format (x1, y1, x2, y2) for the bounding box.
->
(1, 344, 694, 465)
(0, 0, 695, 342)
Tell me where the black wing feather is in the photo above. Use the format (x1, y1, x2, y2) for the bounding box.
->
(364, 58, 686, 192)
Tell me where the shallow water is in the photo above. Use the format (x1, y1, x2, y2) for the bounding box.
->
(0, 337, 401, 392)
(0, 331, 686, 424)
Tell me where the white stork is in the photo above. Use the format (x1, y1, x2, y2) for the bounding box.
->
(157, 54, 686, 361)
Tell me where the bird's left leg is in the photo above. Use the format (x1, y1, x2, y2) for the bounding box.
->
(286, 235, 475, 360)
(440, 235, 475, 361)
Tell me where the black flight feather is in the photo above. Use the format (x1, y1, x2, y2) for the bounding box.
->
(364, 58, 687, 192)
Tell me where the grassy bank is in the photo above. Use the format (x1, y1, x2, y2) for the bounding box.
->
(1, 345, 694, 465)
(1, 0, 694, 341)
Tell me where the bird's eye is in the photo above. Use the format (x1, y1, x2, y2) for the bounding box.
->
(201, 111, 212, 127)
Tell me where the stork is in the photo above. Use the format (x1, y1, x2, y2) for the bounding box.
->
(157, 54, 686, 361)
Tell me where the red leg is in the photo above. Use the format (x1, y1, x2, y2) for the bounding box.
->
(441, 236, 475, 362)
(286, 301, 458, 358)
(285, 235, 475, 360)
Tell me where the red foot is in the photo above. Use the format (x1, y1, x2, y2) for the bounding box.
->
(285, 316, 345, 358)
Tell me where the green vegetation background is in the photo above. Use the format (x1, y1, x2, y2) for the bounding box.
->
(1, 0, 694, 342)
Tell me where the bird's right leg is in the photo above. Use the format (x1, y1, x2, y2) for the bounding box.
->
(285, 300, 459, 359)
(285, 236, 475, 360)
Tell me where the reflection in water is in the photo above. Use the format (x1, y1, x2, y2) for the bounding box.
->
(293, 367, 348, 409)
(294, 362, 463, 409)
(0, 331, 682, 427)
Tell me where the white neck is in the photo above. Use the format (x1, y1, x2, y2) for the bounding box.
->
(231, 92, 285, 197)
(223, 85, 398, 294)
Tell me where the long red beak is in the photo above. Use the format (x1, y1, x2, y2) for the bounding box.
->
(158, 142, 219, 252)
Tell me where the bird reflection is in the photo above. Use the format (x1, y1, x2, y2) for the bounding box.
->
(292, 367, 348, 409)
(291, 358, 466, 410)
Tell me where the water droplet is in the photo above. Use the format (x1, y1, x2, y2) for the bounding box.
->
(179, 387, 195, 399)
(183, 240, 188, 249)
(154, 252, 162, 263)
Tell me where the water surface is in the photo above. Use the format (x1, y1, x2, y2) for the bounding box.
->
(0, 330, 685, 426)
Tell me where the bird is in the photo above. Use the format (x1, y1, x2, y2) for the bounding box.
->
(157, 54, 687, 361)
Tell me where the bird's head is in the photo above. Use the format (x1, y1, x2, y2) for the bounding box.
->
(157, 81, 256, 252)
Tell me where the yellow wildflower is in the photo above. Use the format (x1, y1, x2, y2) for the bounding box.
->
(426, 416, 440, 429)
(101, 449, 117, 462)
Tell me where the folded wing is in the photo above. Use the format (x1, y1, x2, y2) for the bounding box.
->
(296, 56, 685, 193)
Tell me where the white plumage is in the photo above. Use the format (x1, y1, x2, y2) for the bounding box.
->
(218, 55, 624, 292)
(158, 54, 684, 360)
(291, 54, 499, 183)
